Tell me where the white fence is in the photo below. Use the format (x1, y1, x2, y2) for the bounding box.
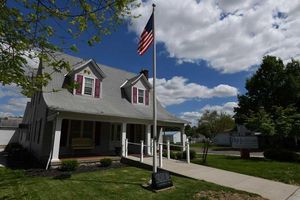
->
(125, 138, 190, 167)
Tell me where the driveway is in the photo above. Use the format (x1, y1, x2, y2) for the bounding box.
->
(0, 148, 7, 167)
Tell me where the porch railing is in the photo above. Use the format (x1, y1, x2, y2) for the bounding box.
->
(124, 139, 190, 167)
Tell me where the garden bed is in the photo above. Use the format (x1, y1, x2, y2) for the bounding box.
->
(25, 162, 126, 177)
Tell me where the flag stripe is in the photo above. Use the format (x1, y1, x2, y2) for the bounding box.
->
(137, 13, 154, 55)
(138, 36, 154, 55)
(138, 31, 153, 49)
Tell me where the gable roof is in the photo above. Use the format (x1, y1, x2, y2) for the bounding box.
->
(41, 52, 186, 125)
(67, 59, 106, 78)
(121, 73, 152, 89)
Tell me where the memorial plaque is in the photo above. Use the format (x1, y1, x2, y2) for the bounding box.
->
(151, 172, 173, 190)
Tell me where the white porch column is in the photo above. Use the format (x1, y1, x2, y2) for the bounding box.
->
(159, 143, 163, 168)
(150, 138, 154, 156)
(121, 123, 127, 157)
(140, 140, 144, 163)
(186, 139, 190, 164)
(51, 117, 62, 162)
(145, 124, 151, 155)
(181, 126, 186, 151)
(167, 140, 170, 159)
(125, 139, 128, 157)
(158, 127, 163, 144)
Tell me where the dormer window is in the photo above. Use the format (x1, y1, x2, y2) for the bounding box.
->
(138, 89, 144, 104)
(84, 77, 94, 95)
(74, 74, 101, 98)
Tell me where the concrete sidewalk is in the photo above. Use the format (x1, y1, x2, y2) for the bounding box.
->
(126, 156, 299, 200)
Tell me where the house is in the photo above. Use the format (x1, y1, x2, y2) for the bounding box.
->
(18, 52, 186, 166)
(213, 132, 233, 146)
(0, 117, 22, 149)
(162, 131, 186, 144)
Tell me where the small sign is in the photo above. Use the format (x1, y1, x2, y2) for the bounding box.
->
(231, 136, 259, 149)
(151, 172, 173, 190)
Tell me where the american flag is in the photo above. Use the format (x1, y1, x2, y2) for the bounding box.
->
(137, 13, 154, 55)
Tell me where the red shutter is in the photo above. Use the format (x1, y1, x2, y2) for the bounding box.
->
(95, 79, 101, 98)
(145, 90, 149, 105)
(133, 87, 137, 103)
(75, 75, 83, 95)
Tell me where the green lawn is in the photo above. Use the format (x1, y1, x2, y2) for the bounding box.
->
(192, 155, 300, 185)
(0, 166, 260, 200)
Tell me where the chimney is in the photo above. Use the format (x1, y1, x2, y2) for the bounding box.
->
(140, 69, 149, 80)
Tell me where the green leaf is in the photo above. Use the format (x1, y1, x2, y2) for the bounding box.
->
(70, 44, 78, 52)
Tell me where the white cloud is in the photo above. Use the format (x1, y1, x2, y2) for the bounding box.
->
(0, 112, 14, 118)
(0, 84, 28, 116)
(128, 0, 300, 73)
(0, 97, 28, 113)
(149, 76, 238, 106)
(180, 101, 238, 125)
(0, 84, 21, 98)
(200, 101, 238, 115)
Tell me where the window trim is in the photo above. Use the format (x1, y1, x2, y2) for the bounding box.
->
(82, 76, 95, 96)
(138, 88, 145, 104)
(74, 74, 102, 98)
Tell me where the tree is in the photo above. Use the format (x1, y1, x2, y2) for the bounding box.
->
(235, 56, 286, 123)
(245, 108, 275, 136)
(184, 124, 198, 137)
(196, 110, 235, 163)
(0, 0, 139, 96)
(198, 110, 235, 139)
(235, 56, 300, 147)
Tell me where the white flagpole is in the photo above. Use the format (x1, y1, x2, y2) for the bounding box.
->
(152, 3, 157, 173)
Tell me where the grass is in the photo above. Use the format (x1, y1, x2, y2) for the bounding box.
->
(0, 166, 260, 200)
(192, 155, 300, 185)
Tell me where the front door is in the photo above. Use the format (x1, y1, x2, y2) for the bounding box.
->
(109, 123, 122, 152)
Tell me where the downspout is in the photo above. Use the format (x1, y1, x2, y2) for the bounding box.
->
(46, 112, 60, 170)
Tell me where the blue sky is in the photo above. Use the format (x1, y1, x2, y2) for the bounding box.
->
(1, 0, 300, 125)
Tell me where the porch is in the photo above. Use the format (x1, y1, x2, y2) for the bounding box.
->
(49, 116, 185, 165)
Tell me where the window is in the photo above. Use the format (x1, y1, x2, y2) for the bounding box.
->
(111, 124, 121, 141)
(70, 120, 81, 138)
(138, 89, 144, 104)
(82, 121, 93, 138)
(60, 119, 69, 147)
(95, 122, 102, 145)
(84, 77, 94, 95)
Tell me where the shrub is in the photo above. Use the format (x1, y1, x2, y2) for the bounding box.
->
(170, 151, 176, 159)
(100, 158, 112, 167)
(60, 160, 79, 171)
(162, 152, 167, 157)
(176, 152, 183, 160)
(182, 150, 197, 160)
(264, 149, 299, 162)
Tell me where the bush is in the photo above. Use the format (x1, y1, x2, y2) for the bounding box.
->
(100, 158, 112, 167)
(182, 150, 196, 160)
(170, 151, 176, 159)
(176, 152, 183, 160)
(60, 160, 79, 171)
(162, 152, 167, 157)
(264, 149, 299, 162)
